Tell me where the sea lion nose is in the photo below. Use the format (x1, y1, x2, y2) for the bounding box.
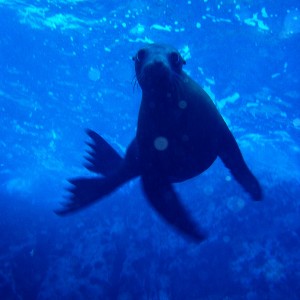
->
(146, 59, 169, 77)
(152, 60, 165, 69)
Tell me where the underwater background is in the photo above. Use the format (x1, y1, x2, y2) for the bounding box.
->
(0, 0, 300, 299)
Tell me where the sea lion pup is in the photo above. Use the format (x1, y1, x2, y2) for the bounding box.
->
(55, 44, 262, 242)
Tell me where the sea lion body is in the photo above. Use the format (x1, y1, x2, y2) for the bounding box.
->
(137, 66, 222, 182)
(56, 44, 262, 242)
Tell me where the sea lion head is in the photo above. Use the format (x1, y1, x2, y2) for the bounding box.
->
(133, 44, 186, 93)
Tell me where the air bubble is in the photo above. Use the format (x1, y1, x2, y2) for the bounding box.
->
(88, 67, 101, 81)
(178, 100, 187, 109)
(154, 137, 169, 151)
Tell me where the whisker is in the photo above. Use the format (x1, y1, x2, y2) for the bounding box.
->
(131, 74, 141, 93)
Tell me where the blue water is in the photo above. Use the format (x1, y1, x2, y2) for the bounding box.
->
(1, 1, 300, 299)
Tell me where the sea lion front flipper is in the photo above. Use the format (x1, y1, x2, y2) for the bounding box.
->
(218, 130, 263, 200)
(141, 174, 206, 242)
(84, 129, 123, 175)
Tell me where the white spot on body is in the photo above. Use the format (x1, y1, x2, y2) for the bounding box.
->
(181, 134, 189, 142)
(225, 175, 232, 181)
(178, 100, 187, 109)
(227, 197, 245, 212)
(154, 137, 169, 151)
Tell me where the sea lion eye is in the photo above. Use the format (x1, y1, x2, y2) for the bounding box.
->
(170, 52, 186, 67)
(134, 49, 146, 63)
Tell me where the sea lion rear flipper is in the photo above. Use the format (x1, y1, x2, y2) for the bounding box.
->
(219, 130, 263, 200)
(54, 177, 118, 215)
(55, 140, 141, 216)
(141, 174, 206, 242)
(84, 129, 123, 175)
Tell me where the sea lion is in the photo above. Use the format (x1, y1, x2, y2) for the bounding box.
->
(55, 44, 262, 242)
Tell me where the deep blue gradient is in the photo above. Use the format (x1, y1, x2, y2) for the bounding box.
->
(0, 1, 299, 299)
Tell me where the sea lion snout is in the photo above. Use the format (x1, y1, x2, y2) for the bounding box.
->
(143, 59, 170, 82)
(136, 55, 171, 89)
(146, 59, 169, 72)
(133, 44, 186, 91)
